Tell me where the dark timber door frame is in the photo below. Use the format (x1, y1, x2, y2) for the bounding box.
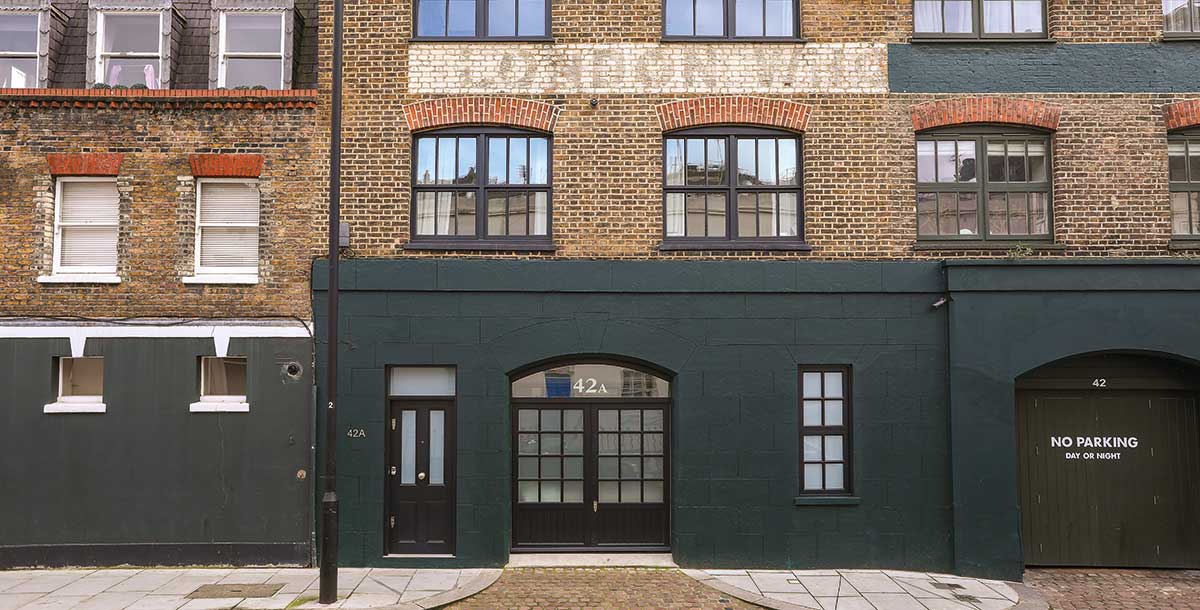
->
(510, 398, 671, 552)
(386, 398, 456, 555)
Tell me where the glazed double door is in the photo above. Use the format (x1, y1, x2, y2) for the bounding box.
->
(511, 401, 670, 550)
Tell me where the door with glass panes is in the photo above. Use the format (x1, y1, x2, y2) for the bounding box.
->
(510, 363, 670, 550)
(387, 400, 455, 555)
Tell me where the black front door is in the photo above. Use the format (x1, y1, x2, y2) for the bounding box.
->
(387, 400, 455, 555)
(511, 401, 670, 550)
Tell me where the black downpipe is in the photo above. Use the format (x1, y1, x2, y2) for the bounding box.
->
(319, 0, 344, 603)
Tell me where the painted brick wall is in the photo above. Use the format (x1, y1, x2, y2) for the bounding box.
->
(0, 98, 322, 317)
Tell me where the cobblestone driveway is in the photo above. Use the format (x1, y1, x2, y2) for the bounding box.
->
(442, 568, 758, 610)
(1025, 569, 1200, 610)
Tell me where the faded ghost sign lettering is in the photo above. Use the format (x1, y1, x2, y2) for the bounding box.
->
(1049, 436, 1139, 461)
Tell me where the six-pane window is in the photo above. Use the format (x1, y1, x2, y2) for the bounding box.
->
(1164, 0, 1200, 34)
(914, 0, 1045, 37)
(219, 12, 285, 89)
(97, 12, 163, 88)
(196, 181, 261, 276)
(664, 0, 798, 38)
(413, 130, 551, 242)
(54, 180, 120, 275)
(800, 367, 851, 495)
(664, 129, 802, 242)
(0, 13, 39, 88)
(916, 131, 1052, 240)
(1169, 135, 1200, 237)
(416, 0, 548, 38)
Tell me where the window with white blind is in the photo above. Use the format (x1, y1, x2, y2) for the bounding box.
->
(195, 180, 260, 277)
(53, 179, 120, 275)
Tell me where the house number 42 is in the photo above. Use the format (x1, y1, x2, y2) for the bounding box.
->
(1092, 378, 1108, 388)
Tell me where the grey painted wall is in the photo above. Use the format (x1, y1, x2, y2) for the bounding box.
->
(0, 336, 315, 567)
(313, 260, 955, 571)
(889, 42, 1200, 92)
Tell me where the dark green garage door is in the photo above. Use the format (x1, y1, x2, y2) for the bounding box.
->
(1017, 355, 1200, 568)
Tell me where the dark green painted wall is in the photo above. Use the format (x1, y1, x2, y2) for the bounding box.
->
(889, 42, 1200, 92)
(314, 260, 955, 570)
(0, 336, 315, 567)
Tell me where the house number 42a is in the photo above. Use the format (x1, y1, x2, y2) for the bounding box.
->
(574, 378, 609, 394)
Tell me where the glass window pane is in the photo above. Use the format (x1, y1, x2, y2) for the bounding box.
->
(666, 139, 686, 186)
(530, 191, 548, 236)
(430, 410, 445, 485)
(957, 140, 977, 182)
(665, 0, 694, 35)
(518, 457, 538, 479)
(529, 138, 549, 184)
(487, 192, 507, 235)
(620, 457, 642, 479)
(644, 410, 664, 431)
(456, 137, 477, 184)
(936, 141, 956, 183)
(1193, 192, 1200, 234)
(518, 480, 539, 502)
(540, 433, 561, 455)
(599, 481, 619, 502)
(509, 138, 529, 184)
(448, 0, 476, 36)
(620, 433, 641, 455)
(917, 192, 938, 236)
(959, 193, 979, 236)
(824, 435, 844, 462)
(707, 138, 726, 185)
(988, 193, 1010, 235)
(518, 433, 538, 455)
(824, 464, 845, 490)
(102, 14, 160, 54)
(599, 457, 618, 478)
(436, 138, 456, 183)
(1008, 141, 1027, 182)
(803, 400, 822, 426)
(738, 193, 758, 238)
(1027, 141, 1047, 183)
(686, 139, 706, 185)
(540, 481, 561, 503)
(1172, 192, 1191, 234)
(988, 142, 1007, 182)
(666, 193, 686, 237)
(517, 0, 546, 36)
(696, 0, 725, 35)
(225, 14, 282, 53)
(914, 0, 943, 32)
(418, 0, 448, 36)
(983, 0, 1014, 33)
(778, 139, 799, 185)
(738, 138, 758, 186)
(455, 192, 476, 236)
(1190, 141, 1200, 182)
(706, 194, 727, 237)
(488, 137, 507, 184)
(61, 357, 104, 397)
(644, 457, 664, 479)
(803, 464, 823, 490)
(435, 192, 453, 235)
(415, 192, 436, 235)
(938, 192, 958, 236)
(802, 372, 821, 398)
(0, 14, 38, 53)
(1013, 0, 1043, 33)
(779, 193, 799, 237)
(416, 139, 436, 184)
(1029, 192, 1049, 235)
(101, 58, 161, 88)
(0, 58, 37, 88)
(917, 141, 936, 183)
(765, 0, 795, 36)
(758, 139, 777, 185)
(401, 410, 416, 484)
(564, 457, 583, 479)
(599, 410, 618, 431)
(823, 372, 843, 398)
(1164, 0, 1192, 32)
(488, 0, 516, 37)
(540, 457, 561, 479)
(735, 0, 765, 37)
(944, 0, 974, 33)
(621, 410, 641, 431)
(202, 357, 247, 396)
(620, 481, 641, 503)
(1009, 192, 1029, 234)
(599, 433, 619, 455)
(644, 481, 665, 503)
(563, 481, 583, 503)
(563, 433, 583, 455)
(824, 400, 844, 426)
(645, 433, 664, 455)
(803, 436, 822, 461)
(1169, 142, 1188, 182)
(540, 409, 561, 431)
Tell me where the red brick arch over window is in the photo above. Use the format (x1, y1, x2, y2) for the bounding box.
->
(1165, 100, 1200, 131)
(403, 97, 560, 133)
(656, 97, 812, 132)
(911, 97, 1062, 132)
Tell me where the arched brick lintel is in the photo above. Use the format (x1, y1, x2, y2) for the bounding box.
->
(911, 97, 1062, 132)
(1165, 99, 1200, 131)
(403, 97, 560, 133)
(656, 97, 812, 132)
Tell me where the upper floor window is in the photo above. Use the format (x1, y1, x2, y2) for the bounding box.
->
(916, 128, 1052, 241)
(53, 179, 120, 276)
(415, 0, 549, 39)
(664, 0, 799, 39)
(195, 180, 261, 278)
(0, 13, 38, 88)
(1169, 132, 1200, 237)
(663, 128, 804, 248)
(411, 128, 552, 248)
(914, 0, 1046, 39)
(97, 12, 163, 88)
(218, 12, 286, 88)
(1164, 0, 1200, 35)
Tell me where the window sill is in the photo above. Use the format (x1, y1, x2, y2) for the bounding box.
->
(183, 274, 260, 285)
(0, 89, 318, 109)
(44, 402, 107, 414)
(190, 401, 251, 413)
(660, 36, 808, 43)
(794, 496, 861, 506)
(38, 274, 121, 284)
(1169, 239, 1200, 251)
(912, 240, 1066, 252)
(1162, 35, 1200, 42)
(658, 240, 813, 252)
(909, 37, 1056, 44)
(409, 36, 555, 43)
(404, 239, 556, 252)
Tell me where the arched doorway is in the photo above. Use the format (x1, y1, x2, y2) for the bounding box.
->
(1016, 352, 1200, 568)
(509, 360, 671, 552)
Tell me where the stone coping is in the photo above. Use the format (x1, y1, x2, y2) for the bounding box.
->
(0, 89, 318, 109)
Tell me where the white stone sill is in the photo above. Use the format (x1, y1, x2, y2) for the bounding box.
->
(38, 274, 121, 284)
(44, 402, 107, 414)
(189, 400, 251, 413)
(182, 275, 259, 285)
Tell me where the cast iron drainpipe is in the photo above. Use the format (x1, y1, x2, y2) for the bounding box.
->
(319, 0, 345, 603)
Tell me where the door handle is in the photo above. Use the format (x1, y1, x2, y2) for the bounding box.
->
(593, 500, 598, 513)
(389, 466, 397, 476)
(418, 472, 426, 481)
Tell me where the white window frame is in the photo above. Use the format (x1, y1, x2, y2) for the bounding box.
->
(190, 356, 250, 413)
(190, 178, 261, 282)
(95, 11, 163, 88)
(50, 177, 120, 278)
(217, 11, 286, 89)
(44, 356, 106, 414)
(0, 11, 40, 88)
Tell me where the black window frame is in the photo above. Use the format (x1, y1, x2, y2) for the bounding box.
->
(911, 0, 1049, 41)
(1163, 0, 1200, 39)
(660, 0, 803, 41)
(798, 365, 852, 497)
(660, 126, 809, 251)
(412, 0, 553, 41)
(408, 126, 554, 252)
(1169, 129, 1200, 240)
(915, 125, 1054, 243)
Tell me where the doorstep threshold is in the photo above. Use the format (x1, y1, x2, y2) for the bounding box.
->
(384, 553, 456, 558)
(506, 553, 677, 568)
